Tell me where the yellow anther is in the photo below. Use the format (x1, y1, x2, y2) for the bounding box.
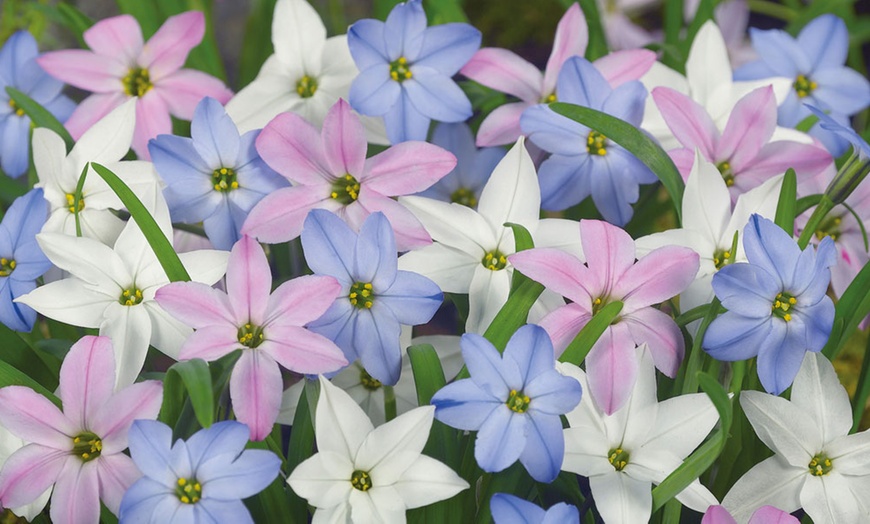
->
(788, 297, 796, 305)
(181, 496, 190, 504)
(178, 478, 186, 486)
(594, 298, 601, 305)
(784, 313, 792, 321)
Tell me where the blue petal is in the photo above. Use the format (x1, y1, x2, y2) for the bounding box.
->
(0, 31, 38, 86)
(127, 420, 175, 484)
(806, 105, 870, 158)
(1, 188, 48, 246)
(383, 89, 431, 143)
(490, 493, 546, 523)
(380, 270, 442, 325)
(748, 28, 807, 77)
(733, 59, 774, 81)
(525, 369, 582, 415)
(432, 122, 476, 169)
(185, 420, 250, 470)
(519, 412, 564, 482)
(404, 66, 472, 122)
(475, 406, 526, 473)
(384, 0, 427, 61)
(756, 318, 803, 395)
(504, 324, 556, 386)
(150, 134, 213, 180)
(353, 212, 397, 288)
(590, 151, 639, 226)
(197, 449, 280, 500)
(703, 312, 773, 361)
(300, 209, 357, 281)
(711, 263, 779, 318)
(0, 114, 31, 177)
(539, 154, 592, 211)
(602, 81, 647, 126)
(742, 214, 800, 288)
(15, 59, 65, 103)
(556, 57, 610, 110)
(191, 97, 241, 169)
(431, 379, 501, 430)
(349, 64, 401, 117)
(812, 68, 870, 116)
(353, 307, 402, 385)
(415, 23, 481, 76)
(43, 93, 76, 124)
(799, 298, 834, 352)
(797, 15, 848, 72)
(119, 478, 174, 523)
(520, 105, 587, 156)
(10, 239, 51, 281)
(203, 198, 244, 251)
(794, 236, 837, 303)
(462, 333, 520, 398)
(542, 504, 580, 524)
(308, 301, 358, 362)
(0, 277, 34, 332)
(348, 19, 388, 70)
(195, 499, 253, 524)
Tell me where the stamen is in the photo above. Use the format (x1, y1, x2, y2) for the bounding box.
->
(481, 250, 508, 271)
(716, 161, 735, 187)
(329, 174, 361, 204)
(771, 292, 797, 321)
(389, 56, 413, 82)
(71, 432, 103, 462)
(541, 92, 557, 103)
(121, 67, 153, 97)
(7, 98, 25, 117)
(808, 453, 833, 476)
(586, 131, 608, 156)
(349, 281, 374, 309)
(296, 75, 318, 98)
(0, 257, 16, 277)
(793, 74, 818, 99)
(119, 287, 144, 306)
(359, 368, 382, 391)
(175, 477, 203, 504)
(712, 248, 732, 270)
(65, 193, 85, 214)
(815, 214, 843, 242)
(505, 389, 531, 413)
(450, 187, 478, 208)
(237, 323, 265, 348)
(212, 167, 239, 192)
(607, 447, 630, 471)
(350, 470, 373, 491)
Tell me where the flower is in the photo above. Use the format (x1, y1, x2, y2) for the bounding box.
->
(734, 15, 870, 156)
(509, 219, 699, 414)
(431, 324, 582, 482)
(702, 504, 798, 524)
(415, 122, 505, 208)
(722, 352, 870, 524)
(120, 420, 281, 523)
(0, 30, 74, 177)
(347, 0, 481, 143)
(242, 98, 455, 251)
(490, 492, 579, 524)
(703, 214, 836, 395)
(287, 376, 469, 522)
(598, 0, 660, 51)
(16, 200, 229, 387)
(37, 12, 232, 158)
(301, 209, 442, 385)
(805, 105, 870, 205)
(461, 3, 656, 147)
(155, 235, 348, 440)
(0, 335, 163, 523)
(148, 97, 287, 251)
(399, 137, 582, 334)
(0, 188, 51, 332)
(560, 347, 720, 524)
(0, 423, 50, 521)
(520, 56, 656, 225)
(653, 85, 831, 201)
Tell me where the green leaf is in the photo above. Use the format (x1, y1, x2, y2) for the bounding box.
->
(90, 163, 191, 282)
(505, 222, 534, 294)
(374, 0, 402, 19)
(576, 0, 608, 60)
(161, 359, 214, 428)
(286, 381, 316, 520)
(426, 0, 468, 23)
(408, 343, 447, 405)
(558, 301, 623, 365)
(795, 194, 822, 216)
(6, 87, 75, 151)
(181, 0, 226, 81)
(0, 171, 28, 206)
(549, 102, 685, 221)
(116, 0, 161, 37)
(823, 260, 870, 360)
(56, 3, 94, 46)
(774, 168, 797, 234)
(795, 113, 819, 133)
(0, 358, 61, 407)
(651, 371, 732, 510)
(239, 0, 277, 88)
(483, 279, 545, 352)
(852, 335, 870, 432)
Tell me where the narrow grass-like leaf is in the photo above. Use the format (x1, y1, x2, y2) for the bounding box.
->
(116, 0, 161, 37)
(662, 0, 685, 71)
(57, 3, 94, 46)
(408, 343, 447, 405)
(90, 163, 191, 282)
(575, 0, 608, 60)
(286, 381, 316, 520)
(774, 168, 797, 234)
(426, 0, 468, 23)
(682, 0, 715, 58)
(549, 102, 685, 221)
(0, 173, 28, 205)
(505, 222, 534, 294)
(823, 260, 870, 360)
(843, 201, 869, 251)
(165, 359, 214, 428)
(852, 336, 870, 431)
(6, 87, 74, 152)
(795, 194, 822, 216)
(0, 358, 61, 407)
(239, 0, 277, 88)
(558, 301, 623, 365)
(796, 113, 819, 133)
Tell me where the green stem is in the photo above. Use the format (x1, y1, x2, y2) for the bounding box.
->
(796, 197, 835, 249)
(675, 303, 722, 327)
(681, 298, 721, 394)
(73, 163, 88, 238)
(852, 335, 870, 432)
(383, 385, 397, 422)
(747, 0, 796, 21)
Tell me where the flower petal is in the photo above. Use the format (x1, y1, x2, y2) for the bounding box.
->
(721, 456, 803, 523)
(154, 282, 235, 329)
(519, 412, 565, 482)
(230, 350, 282, 441)
(585, 323, 637, 415)
(49, 459, 100, 524)
(414, 23, 481, 76)
(322, 99, 367, 179)
(364, 141, 455, 196)
(197, 449, 281, 500)
(542, 3, 587, 96)
(0, 446, 67, 509)
(140, 11, 205, 78)
(509, 247, 591, 305)
(652, 87, 717, 159)
(59, 335, 116, 431)
(260, 325, 347, 374)
(460, 48, 541, 102)
(475, 405, 525, 473)
(717, 86, 776, 171)
(0, 387, 74, 447)
(91, 380, 163, 454)
(589, 471, 652, 524)
(315, 376, 374, 458)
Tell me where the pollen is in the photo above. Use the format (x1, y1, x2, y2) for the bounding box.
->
(793, 74, 818, 99)
(808, 453, 833, 476)
(296, 75, 318, 98)
(607, 447, 630, 471)
(541, 92, 557, 103)
(65, 193, 85, 214)
(712, 249, 732, 270)
(772, 292, 797, 321)
(119, 287, 143, 306)
(359, 368, 382, 391)
(482, 250, 508, 271)
(7, 98, 25, 117)
(349, 281, 374, 309)
(506, 389, 531, 413)
(212, 167, 239, 192)
(592, 296, 607, 315)
(586, 131, 608, 156)
(350, 470, 373, 491)
(389, 56, 413, 82)
(237, 323, 265, 348)
(815, 214, 843, 242)
(450, 187, 478, 208)
(0, 257, 16, 277)
(72, 432, 103, 462)
(121, 67, 153, 97)
(716, 161, 735, 187)
(175, 477, 203, 504)
(330, 174, 361, 204)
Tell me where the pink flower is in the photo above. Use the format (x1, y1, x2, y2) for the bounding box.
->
(241, 98, 455, 251)
(155, 235, 348, 441)
(460, 3, 656, 146)
(509, 219, 699, 414)
(37, 12, 232, 159)
(653, 85, 833, 201)
(703, 504, 798, 524)
(0, 336, 162, 523)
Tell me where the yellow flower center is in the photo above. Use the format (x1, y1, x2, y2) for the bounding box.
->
(350, 470, 373, 491)
(389, 57, 413, 82)
(330, 174, 361, 204)
(717, 161, 735, 187)
(0, 258, 16, 277)
(119, 287, 143, 306)
(808, 453, 832, 476)
(238, 323, 265, 348)
(176, 477, 203, 504)
(72, 432, 102, 462)
(296, 75, 318, 98)
(815, 215, 843, 242)
(793, 74, 818, 99)
(505, 389, 531, 413)
(586, 131, 608, 156)
(450, 187, 478, 208)
(7, 98, 25, 117)
(608, 447, 630, 471)
(541, 92, 557, 103)
(712, 248, 732, 270)
(212, 167, 239, 192)
(349, 281, 374, 309)
(359, 368, 382, 391)
(482, 250, 507, 271)
(772, 292, 797, 322)
(121, 67, 153, 97)
(65, 193, 85, 214)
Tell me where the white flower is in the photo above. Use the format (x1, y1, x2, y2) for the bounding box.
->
(0, 423, 50, 521)
(225, 0, 387, 143)
(399, 137, 581, 334)
(287, 376, 469, 523)
(722, 352, 870, 523)
(560, 347, 720, 523)
(636, 149, 783, 317)
(33, 98, 162, 246)
(16, 198, 228, 387)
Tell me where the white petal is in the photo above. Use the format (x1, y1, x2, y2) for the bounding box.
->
(143, 300, 191, 358)
(685, 22, 732, 109)
(272, 0, 326, 74)
(315, 376, 374, 460)
(608, 347, 658, 450)
(799, 472, 862, 524)
(397, 243, 477, 294)
(14, 278, 110, 328)
(477, 137, 540, 240)
(790, 353, 852, 446)
(36, 232, 131, 290)
(177, 249, 229, 285)
(225, 56, 302, 133)
(721, 456, 804, 523)
(644, 392, 719, 459)
(826, 431, 870, 476)
(628, 448, 718, 512)
(399, 196, 496, 255)
(640, 62, 688, 151)
(277, 380, 305, 425)
(562, 427, 614, 477)
(287, 451, 354, 508)
(358, 406, 434, 485)
(533, 218, 584, 260)
(68, 98, 136, 171)
(740, 391, 820, 467)
(635, 228, 712, 260)
(684, 150, 731, 246)
(393, 455, 469, 508)
(466, 264, 511, 335)
(590, 471, 652, 524)
(32, 128, 68, 193)
(725, 173, 783, 253)
(84, 160, 162, 213)
(100, 301, 153, 388)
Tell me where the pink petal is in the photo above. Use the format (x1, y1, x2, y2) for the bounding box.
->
(364, 141, 456, 195)
(83, 14, 143, 65)
(356, 193, 431, 251)
(652, 87, 718, 159)
(542, 3, 588, 96)
(132, 92, 171, 159)
(260, 326, 348, 374)
(669, 147, 697, 182)
(153, 69, 233, 120)
(49, 459, 100, 524)
(539, 303, 593, 356)
(322, 99, 367, 179)
(0, 446, 68, 508)
(460, 48, 542, 102)
(475, 102, 529, 147)
(96, 453, 140, 514)
(585, 323, 637, 415)
(230, 350, 282, 441)
(702, 505, 738, 524)
(241, 186, 332, 244)
(36, 50, 125, 93)
(594, 49, 657, 88)
(154, 282, 235, 329)
(179, 326, 244, 361)
(90, 380, 163, 454)
(622, 308, 684, 377)
(0, 387, 74, 448)
(748, 506, 799, 524)
(140, 11, 205, 79)
(227, 236, 273, 326)
(579, 219, 636, 297)
(63, 92, 127, 140)
(615, 245, 699, 311)
(59, 336, 116, 431)
(508, 247, 592, 305)
(717, 86, 776, 172)
(265, 275, 342, 327)
(738, 141, 833, 188)
(255, 111, 334, 185)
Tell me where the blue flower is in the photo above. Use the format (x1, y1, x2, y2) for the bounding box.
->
(1, 188, 50, 332)
(0, 31, 74, 178)
(148, 97, 287, 251)
(431, 324, 582, 483)
(120, 420, 281, 523)
(490, 493, 579, 524)
(415, 122, 505, 208)
(301, 209, 442, 385)
(734, 15, 870, 156)
(703, 214, 837, 395)
(347, 0, 481, 144)
(806, 105, 870, 204)
(520, 56, 655, 226)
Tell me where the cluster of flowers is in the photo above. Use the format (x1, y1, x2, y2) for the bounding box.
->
(0, 0, 868, 522)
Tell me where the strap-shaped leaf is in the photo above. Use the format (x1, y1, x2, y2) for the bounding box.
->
(774, 168, 797, 234)
(159, 359, 214, 428)
(6, 87, 75, 152)
(505, 222, 534, 294)
(0, 359, 61, 407)
(823, 260, 870, 360)
(559, 301, 623, 365)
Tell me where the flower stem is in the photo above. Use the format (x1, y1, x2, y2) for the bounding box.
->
(747, 0, 796, 20)
(384, 385, 397, 422)
(796, 197, 836, 249)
